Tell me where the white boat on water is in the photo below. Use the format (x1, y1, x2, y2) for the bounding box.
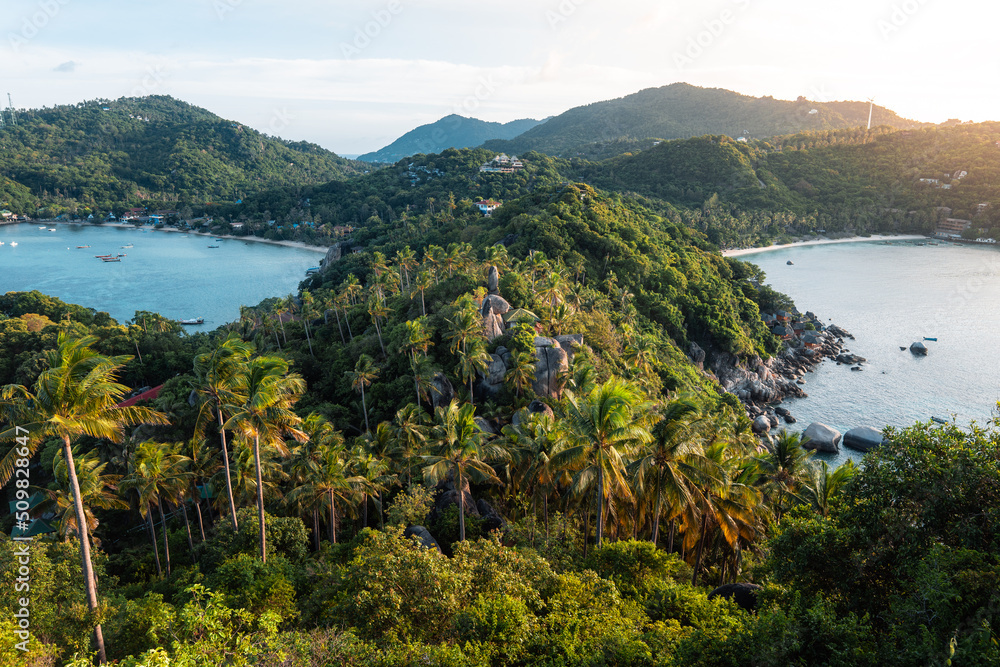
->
(48, 228, 56, 232)
(38, 226, 46, 229)
(9, 242, 16, 247)
(179, 317, 204, 325)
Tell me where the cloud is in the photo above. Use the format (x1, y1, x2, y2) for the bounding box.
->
(53, 61, 78, 73)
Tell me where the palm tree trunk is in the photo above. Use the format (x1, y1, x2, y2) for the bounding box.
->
(420, 290, 426, 317)
(378, 491, 384, 530)
(692, 514, 709, 586)
(458, 467, 466, 542)
(278, 314, 288, 345)
(313, 508, 320, 551)
(361, 385, 370, 433)
(668, 519, 675, 553)
(62, 437, 107, 663)
(363, 493, 368, 527)
(273, 329, 282, 351)
(531, 493, 537, 547)
(253, 434, 267, 563)
(345, 307, 354, 341)
(146, 503, 162, 577)
(334, 307, 346, 344)
(217, 410, 239, 531)
(596, 464, 605, 548)
(374, 317, 386, 357)
(192, 484, 206, 541)
(583, 505, 590, 558)
(544, 495, 550, 541)
(157, 497, 172, 575)
(181, 500, 196, 562)
(651, 471, 662, 546)
(304, 321, 315, 358)
(328, 490, 337, 544)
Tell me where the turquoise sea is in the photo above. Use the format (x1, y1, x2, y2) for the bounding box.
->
(0, 223, 324, 331)
(744, 239, 1000, 466)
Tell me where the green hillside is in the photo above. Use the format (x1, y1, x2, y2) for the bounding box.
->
(358, 115, 544, 163)
(483, 83, 925, 158)
(0, 95, 363, 217)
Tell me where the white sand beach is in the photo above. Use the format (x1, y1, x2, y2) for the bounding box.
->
(55, 221, 330, 254)
(722, 234, 929, 257)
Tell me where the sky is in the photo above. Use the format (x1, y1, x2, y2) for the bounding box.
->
(3, 0, 998, 155)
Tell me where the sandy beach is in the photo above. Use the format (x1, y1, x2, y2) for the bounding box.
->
(53, 221, 330, 254)
(722, 234, 928, 257)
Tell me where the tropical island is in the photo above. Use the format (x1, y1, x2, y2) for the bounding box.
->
(1, 85, 1000, 666)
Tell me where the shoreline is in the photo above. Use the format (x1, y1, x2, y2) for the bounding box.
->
(722, 234, 928, 257)
(46, 221, 330, 254)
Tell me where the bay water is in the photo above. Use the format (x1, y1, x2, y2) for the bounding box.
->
(0, 223, 324, 331)
(744, 240, 1000, 466)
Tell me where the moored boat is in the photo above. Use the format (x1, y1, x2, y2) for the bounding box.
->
(179, 317, 204, 325)
(9, 242, 16, 247)
(77, 245, 91, 248)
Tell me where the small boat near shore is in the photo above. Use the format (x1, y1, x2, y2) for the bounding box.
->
(179, 317, 204, 325)
(77, 245, 91, 248)
(923, 337, 937, 341)
(9, 242, 16, 247)
(931, 416, 948, 424)
(207, 245, 220, 248)
(101, 257, 121, 262)
(121, 244, 133, 249)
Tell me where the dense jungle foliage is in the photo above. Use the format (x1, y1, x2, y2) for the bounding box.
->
(0, 96, 362, 218)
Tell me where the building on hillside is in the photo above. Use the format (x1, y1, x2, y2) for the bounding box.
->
(476, 199, 502, 215)
(936, 218, 972, 238)
(480, 154, 525, 173)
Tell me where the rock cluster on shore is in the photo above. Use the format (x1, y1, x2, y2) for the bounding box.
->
(702, 315, 859, 432)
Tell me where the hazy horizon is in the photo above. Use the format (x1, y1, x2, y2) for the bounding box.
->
(5, 0, 997, 154)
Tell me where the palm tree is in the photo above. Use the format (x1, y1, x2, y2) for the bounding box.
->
(389, 404, 428, 487)
(343, 273, 363, 306)
(224, 355, 306, 562)
(42, 448, 128, 542)
(422, 401, 508, 541)
(396, 246, 418, 290)
(457, 339, 491, 404)
(414, 270, 433, 316)
(367, 293, 389, 357)
(300, 291, 317, 358)
(193, 334, 254, 531)
(505, 350, 536, 399)
(803, 459, 856, 518)
(502, 411, 566, 542)
(287, 442, 370, 544)
(120, 440, 189, 576)
(346, 355, 379, 434)
(401, 318, 434, 403)
(552, 378, 651, 548)
(755, 429, 813, 521)
(0, 333, 167, 664)
(632, 396, 703, 547)
(179, 438, 220, 541)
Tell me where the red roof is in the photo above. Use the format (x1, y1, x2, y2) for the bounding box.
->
(117, 384, 163, 407)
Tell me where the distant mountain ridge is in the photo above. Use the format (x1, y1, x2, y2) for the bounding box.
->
(0, 95, 362, 216)
(358, 115, 544, 163)
(482, 83, 927, 158)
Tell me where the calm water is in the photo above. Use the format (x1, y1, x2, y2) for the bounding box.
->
(0, 223, 324, 330)
(745, 240, 1000, 466)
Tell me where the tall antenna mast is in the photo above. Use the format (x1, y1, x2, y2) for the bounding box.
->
(6, 94, 16, 126)
(866, 98, 875, 130)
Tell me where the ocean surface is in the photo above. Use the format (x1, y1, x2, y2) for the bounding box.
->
(0, 223, 323, 331)
(744, 239, 1000, 467)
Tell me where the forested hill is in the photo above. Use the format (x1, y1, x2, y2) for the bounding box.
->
(482, 82, 925, 158)
(358, 115, 544, 163)
(0, 95, 363, 217)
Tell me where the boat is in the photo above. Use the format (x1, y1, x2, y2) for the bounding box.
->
(9, 242, 16, 247)
(117, 253, 127, 257)
(121, 244, 133, 249)
(101, 257, 121, 262)
(38, 226, 47, 229)
(931, 416, 948, 424)
(48, 228, 56, 232)
(77, 245, 91, 248)
(179, 317, 204, 325)
(95, 254, 113, 258)
(923, 337, 937, 341)
(786, 260, 794, 265)
(207, 245, 220, 248)
(0, 242, 4, 246)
